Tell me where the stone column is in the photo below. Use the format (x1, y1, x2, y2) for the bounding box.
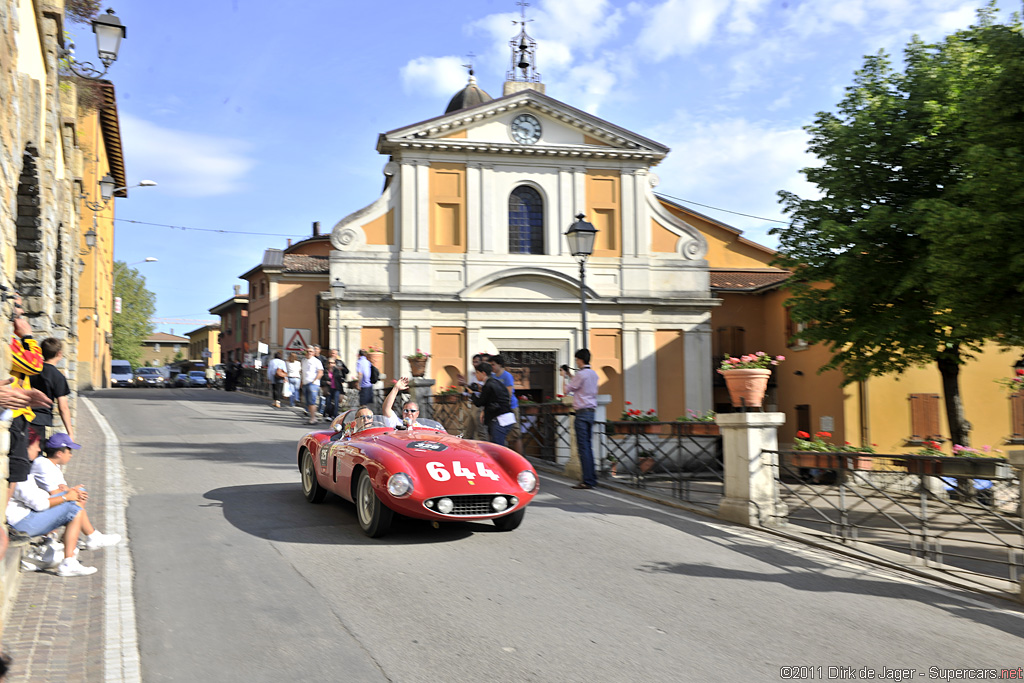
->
(717, 412, 787, 527)
(410, 378, 436, 415)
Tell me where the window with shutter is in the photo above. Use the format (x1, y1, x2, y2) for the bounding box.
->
(715, 326, 745, 359)
(908, 393, 942, 444)
(1010, 392, 1024, 444)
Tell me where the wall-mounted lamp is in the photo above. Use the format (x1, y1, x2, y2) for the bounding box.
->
(61, 8, 127, 80)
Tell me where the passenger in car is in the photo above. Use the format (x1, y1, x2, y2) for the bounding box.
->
(382, 377, 421, 429)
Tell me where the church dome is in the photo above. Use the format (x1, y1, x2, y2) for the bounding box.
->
(445, 72, 493, 114)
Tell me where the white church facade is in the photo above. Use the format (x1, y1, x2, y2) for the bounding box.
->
(324, 32, 723, 421)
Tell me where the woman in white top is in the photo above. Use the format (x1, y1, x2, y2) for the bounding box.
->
(286, 352, 302, 408)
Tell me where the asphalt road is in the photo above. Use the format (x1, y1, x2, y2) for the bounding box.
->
(92, 388, 1024, 683)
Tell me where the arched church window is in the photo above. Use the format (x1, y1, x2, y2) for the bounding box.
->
(508, 186, 544, 254)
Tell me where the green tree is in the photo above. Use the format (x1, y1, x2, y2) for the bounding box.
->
(111, 261, 156, 368)
(772, 7, 1024, 448)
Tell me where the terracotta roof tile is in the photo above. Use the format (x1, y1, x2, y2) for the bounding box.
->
(283, 254, 329, 273)
(710, 269, 790, 292)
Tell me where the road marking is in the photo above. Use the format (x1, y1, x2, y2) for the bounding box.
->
(81, 397, 143, 683)
(540, 473, 1024, 619)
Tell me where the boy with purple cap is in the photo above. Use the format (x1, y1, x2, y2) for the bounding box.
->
(32, 432, 121, 551)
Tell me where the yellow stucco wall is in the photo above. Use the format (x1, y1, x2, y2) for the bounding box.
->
(363, 209, 394, 246)
(360, 326, 394, 375)
(660, 201, 777, 268)
(591, 328, 623, 418)
(429, 163, 466, 253)
(586, 170, 621, 257)
(75, 107, 116, 388)
(655, 330, 685, 420)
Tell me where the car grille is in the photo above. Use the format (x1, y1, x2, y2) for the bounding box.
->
(425, 495, 509, 517)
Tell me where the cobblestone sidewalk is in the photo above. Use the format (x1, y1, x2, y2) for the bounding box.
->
(4, 397, 138, 683)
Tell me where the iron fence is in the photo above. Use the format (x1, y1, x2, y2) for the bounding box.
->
(601, 423, 724, 509)
(773, 450, 1023, 592)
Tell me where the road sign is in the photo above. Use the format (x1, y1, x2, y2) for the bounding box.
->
(284, 328, 310, 353)
(201, 349, 212, 358)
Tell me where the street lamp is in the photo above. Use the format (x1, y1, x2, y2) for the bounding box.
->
(84, 178, 157, 212)
(565, 213, 598, 347)
(62, 8, 127, 80)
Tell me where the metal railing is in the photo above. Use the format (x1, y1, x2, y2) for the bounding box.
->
(772, 450, 1023, 592)
(601, 422, 724, 510)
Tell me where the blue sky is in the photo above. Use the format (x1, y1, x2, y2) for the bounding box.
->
(87, 0, 1010, 335)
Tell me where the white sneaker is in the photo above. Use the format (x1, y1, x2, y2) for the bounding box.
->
(78, 532, 122, 550)
(56, 557, 98, 577)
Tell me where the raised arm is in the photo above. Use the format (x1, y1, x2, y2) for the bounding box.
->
(382, 376, 410, 419)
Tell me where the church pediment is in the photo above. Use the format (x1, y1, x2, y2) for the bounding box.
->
(377, 90, 669, 163)
(460, 267, 597, 302)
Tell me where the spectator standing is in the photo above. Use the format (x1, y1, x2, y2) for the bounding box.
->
(463, 353, 489, 440)
(204, 364, 215, 388)
(323, 359, 344, 418)
(562, 349, 599, 490)
(301, 346, 324, 424)
(266, 352, 287, 408)
(356, 350, 373, 407)
(29, 337, 73, 441)
(470, 362, 514, 446)
(490, 355, 521, 453)
(286, 352, 301, 408)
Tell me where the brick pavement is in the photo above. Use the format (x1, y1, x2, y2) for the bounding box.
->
(3, 396, 133, 683)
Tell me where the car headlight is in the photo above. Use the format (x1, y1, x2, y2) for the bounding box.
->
(387, 473, 413, 498)
(517, 470, 537, 492)
(437, 497, 454, 514)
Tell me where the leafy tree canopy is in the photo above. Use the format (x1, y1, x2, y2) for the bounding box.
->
(111, 261, 156, 368)
(771, 5, 1024, 446)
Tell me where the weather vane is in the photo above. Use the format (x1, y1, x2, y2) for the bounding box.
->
(507, 1, 540, 82)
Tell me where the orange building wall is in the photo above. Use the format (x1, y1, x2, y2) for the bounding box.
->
(246, 275, 270, 349)
(651, 219, 679, 253)
(591, 328, 623, 418)
(655, 330, 685, 420)
(660, 201, 776, 268)
(277, 281, 326, 345)
(431, 327, 466, 390)
(586, 170, 621, 257)
(429, 163, 466, 253)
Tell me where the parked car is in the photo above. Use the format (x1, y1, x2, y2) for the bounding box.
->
(110, 360, 134, 388)
(171, 371, 189, 387)
(297, 409, 539, 537)
(134, 367, 165, 387)
(187, 370, 207, 387)
(212, 364, 226, 388)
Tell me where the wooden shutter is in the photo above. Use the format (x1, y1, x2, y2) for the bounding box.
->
(1011, 392, 1024, 442)
(909, 394, 942, 441)
(716, 326, 745, 359)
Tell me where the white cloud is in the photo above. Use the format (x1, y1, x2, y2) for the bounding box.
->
(636, 0, 729, 61)
(119, 115, 255, 197)
(399, 56, 470, 99)
(649, 114, 819, 244)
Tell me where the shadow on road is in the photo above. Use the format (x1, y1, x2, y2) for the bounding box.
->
(202, 481, 515, 546)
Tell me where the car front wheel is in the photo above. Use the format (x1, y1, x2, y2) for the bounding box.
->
(356, 469, 393, 538)
(301, 450, 326, 504)
(492, 508, 525, 531)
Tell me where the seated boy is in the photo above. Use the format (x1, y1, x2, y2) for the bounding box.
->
(6, 429, 96, 576)
(33, 432, 120, 551)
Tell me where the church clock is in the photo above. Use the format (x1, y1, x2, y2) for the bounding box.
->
(510, 113, 542, 144)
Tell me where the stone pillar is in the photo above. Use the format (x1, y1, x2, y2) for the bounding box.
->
(563, 395, 610, 479)
(409, 378, 436, 414)
(717, 412, 787, 527)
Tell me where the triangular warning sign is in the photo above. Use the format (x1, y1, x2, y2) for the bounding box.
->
(285, 329, 308, 352)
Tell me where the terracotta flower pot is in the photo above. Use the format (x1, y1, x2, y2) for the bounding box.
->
(407, 358, 427, 377)
(720, 368, 771, 408)
(368, 351, 385, 371)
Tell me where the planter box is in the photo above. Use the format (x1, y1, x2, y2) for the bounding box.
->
(607, 421, 661, 436)
(897, 457, 1011, 478)
(790, 452, 873, 471)
(671, 422, 720, 436)
(433, 394, 462, 405)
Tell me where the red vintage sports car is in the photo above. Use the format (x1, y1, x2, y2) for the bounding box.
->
(297, 409, 539, 537)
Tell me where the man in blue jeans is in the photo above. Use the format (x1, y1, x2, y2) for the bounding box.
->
(562, 348, 599, 489)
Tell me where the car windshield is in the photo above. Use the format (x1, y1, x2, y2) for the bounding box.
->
(189, 371, 204, 378)
(349, 415, 392, 434)
(138, 368, 159, 375)
(402, 418, 446, 432)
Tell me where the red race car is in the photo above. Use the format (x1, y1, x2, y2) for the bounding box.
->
(297, 409, 539, 537)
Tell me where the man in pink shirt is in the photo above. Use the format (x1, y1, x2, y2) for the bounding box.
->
(562, 349, 599, 489)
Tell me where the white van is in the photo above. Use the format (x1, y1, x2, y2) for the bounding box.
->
(110, 360, 134, 387)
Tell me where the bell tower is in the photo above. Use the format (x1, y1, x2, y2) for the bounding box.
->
(503, 1, 545, 96)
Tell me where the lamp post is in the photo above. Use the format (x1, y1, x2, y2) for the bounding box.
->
(565, 213, 598, 347)
(61, 8, 127, 80)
